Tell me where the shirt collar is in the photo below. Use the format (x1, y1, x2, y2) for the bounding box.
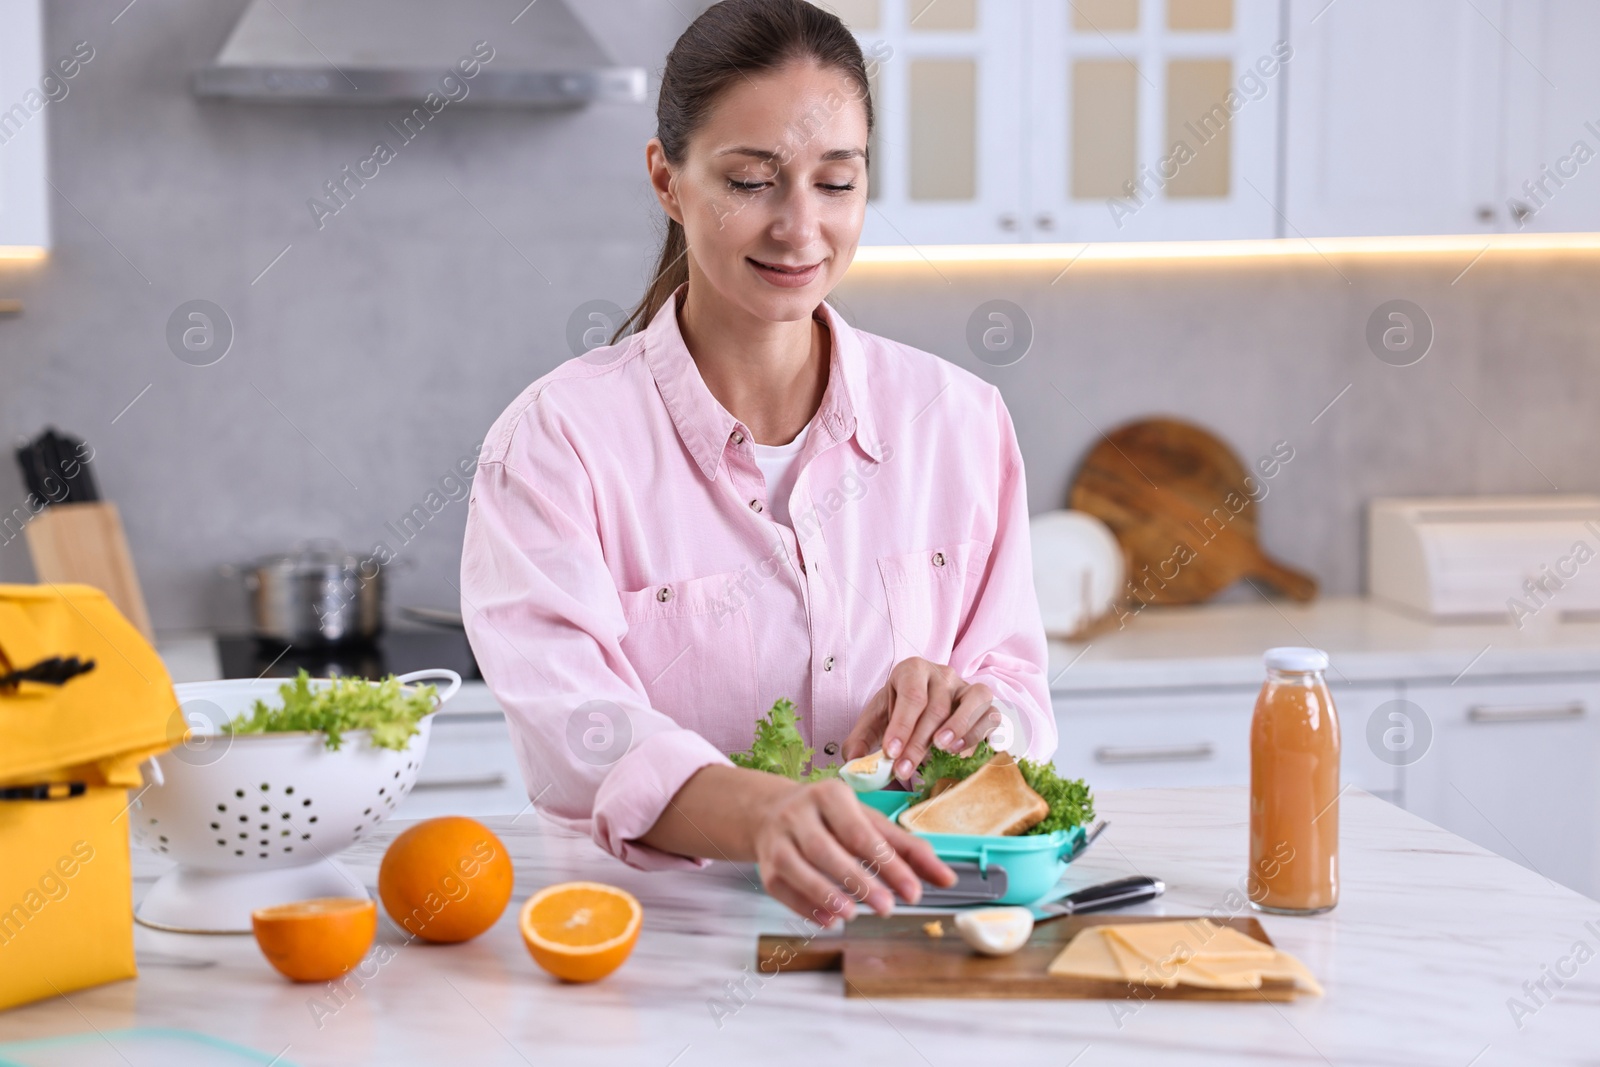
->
(643, 281, 884, 482)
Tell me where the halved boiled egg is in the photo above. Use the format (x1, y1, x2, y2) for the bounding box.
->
(839, 750, 892, 793)
(953, 906, 1034, 957)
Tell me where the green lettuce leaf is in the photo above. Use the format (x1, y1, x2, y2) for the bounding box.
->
(728, 697, 840, 782)
(224, 668, 437, 751)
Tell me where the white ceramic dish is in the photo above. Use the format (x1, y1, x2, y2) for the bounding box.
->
(1029, 509, 1125, 636)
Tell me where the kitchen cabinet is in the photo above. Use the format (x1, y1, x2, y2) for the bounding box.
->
(840, 0, 1026, 245)
(0, 0, 50, 249)
(1281, 0, 1504, 237)
(1025, 0, 1283, 242)
(1053, 687, 1254, 791)
(1053, 682, 1399, 800)
(1401, 677, 1600, 899)
(838, 0, 1600, 244)
(1047, 596, 1600, 899)
(1283, 0, 1600, 237)
(393, 709, 529, 820)
(1056, 675, 1600, 897)
(836, 0, 1284, 246)
(1498, 0, 1600, 233)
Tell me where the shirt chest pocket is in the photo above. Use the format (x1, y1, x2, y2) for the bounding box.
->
(876, 539, 991, 666)
(615, 568, 758, 752)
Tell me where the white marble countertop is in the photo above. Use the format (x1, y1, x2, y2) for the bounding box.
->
(3, 786, 1597, 1065)
(1048, 596, 1600, 693)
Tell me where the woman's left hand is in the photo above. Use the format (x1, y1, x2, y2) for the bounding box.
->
(841, 657, 1003, 783)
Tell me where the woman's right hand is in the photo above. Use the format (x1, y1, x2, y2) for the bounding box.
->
(751, 778, 956, 926)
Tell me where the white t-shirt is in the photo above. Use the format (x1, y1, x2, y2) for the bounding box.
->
(751, 415, 814, 528)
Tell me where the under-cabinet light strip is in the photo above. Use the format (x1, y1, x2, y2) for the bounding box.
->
(852, 232, 1600, 265)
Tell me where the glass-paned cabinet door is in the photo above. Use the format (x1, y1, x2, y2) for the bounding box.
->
(825, 0, 1025, 246)
(0, 0, 50, 249)
(1027, 0, 1283, 242)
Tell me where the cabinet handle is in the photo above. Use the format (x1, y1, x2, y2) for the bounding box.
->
(998, 213, 1018, 231)
(1466, 702, 1584, 724)
(1093, 742, 1214, 764)
(430, 711, 507, 726)
(411, 772, 509, 791)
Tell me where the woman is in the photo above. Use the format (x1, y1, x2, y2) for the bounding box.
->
(460, 0, 1055, 927)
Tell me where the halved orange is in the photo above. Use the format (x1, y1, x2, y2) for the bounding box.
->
(519, 881, 642, 983)
(251, 897, 377, 982)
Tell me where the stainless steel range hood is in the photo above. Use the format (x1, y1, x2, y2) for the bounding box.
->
(194, 0, 646, 107)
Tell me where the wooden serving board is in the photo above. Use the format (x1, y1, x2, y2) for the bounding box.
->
(1067, 417, 1317, 606)
(756, 913, 1298, 1000)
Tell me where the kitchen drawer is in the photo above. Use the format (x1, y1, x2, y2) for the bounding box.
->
(1053, 690, 1255, 791)
(396, 712, 530, 820)
(1330, 684, 1404, 805)
(1401, 678, 1600, 899)
(1053, 684, 1400, 799)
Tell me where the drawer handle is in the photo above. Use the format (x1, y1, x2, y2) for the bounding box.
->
(1093, 743, 1215, 764)
(411, 772, 509, 791)
(1466, 702, 1585, 724)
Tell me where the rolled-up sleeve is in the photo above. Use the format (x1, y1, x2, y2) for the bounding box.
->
(947, 388, 1058, 763)
(459, 403, 732, 871)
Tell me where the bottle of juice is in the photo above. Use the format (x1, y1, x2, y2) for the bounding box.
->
(1248, 646, 1340, 915)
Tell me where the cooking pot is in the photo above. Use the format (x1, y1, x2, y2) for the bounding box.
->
(225, 539, 384, 645)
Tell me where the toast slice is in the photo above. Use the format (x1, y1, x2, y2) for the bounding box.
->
(897, 751, 1050, 836)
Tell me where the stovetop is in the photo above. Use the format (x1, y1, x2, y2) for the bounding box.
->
(215, 628, 481, 682)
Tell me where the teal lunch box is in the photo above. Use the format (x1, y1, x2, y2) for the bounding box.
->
(857, 790, 1089, 905)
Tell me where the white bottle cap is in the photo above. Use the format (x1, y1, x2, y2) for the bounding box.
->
(1264, 646, 1329, 672)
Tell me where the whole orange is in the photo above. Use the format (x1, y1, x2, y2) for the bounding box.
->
(251, 897, 377, 982)
(377, 816, 514, 943)
(519, 881, 642, 983)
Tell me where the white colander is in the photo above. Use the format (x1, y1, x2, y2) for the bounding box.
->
(131, 668, 461, 933)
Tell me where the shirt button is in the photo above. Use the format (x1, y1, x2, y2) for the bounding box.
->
(822, 655, 835, 671)
(823, 741, 840, 756)
(932, 551, 946, 567)
(749, 499, 764, 513)
(656, 586, 673, 602)
(730, 430, 744, 445)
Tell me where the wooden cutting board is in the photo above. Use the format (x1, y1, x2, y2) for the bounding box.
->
(756, 913, 1298, 1000)
(1067, 417, 1316, 605)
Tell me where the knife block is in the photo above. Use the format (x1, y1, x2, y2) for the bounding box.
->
(23, 502, 154, 641)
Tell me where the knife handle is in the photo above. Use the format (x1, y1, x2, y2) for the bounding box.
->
(1062, 874, 1164, 913)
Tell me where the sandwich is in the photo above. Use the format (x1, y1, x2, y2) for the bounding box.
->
(897, 751, 1050, 836)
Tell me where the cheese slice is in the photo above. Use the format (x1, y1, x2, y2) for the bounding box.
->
(1182, 953, 1326, 996)
(1044, 927, 1125, 982)
(1044, 920, 1322, 997)
(1104, 919, 1274, 966)
(1103, 929, 1180, 987)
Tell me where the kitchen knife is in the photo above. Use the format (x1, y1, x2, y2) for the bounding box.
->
(1030, 875, 1165, 922)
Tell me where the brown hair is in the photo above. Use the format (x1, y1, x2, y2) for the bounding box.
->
(610, 0, 874, 344)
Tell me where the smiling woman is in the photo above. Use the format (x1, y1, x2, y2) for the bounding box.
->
(460, 0, 1056, 929)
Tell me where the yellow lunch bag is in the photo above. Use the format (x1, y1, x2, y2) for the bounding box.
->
(0, 583, 180, 1012)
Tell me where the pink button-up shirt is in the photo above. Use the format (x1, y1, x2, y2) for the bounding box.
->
(460, 281, 1055, 871)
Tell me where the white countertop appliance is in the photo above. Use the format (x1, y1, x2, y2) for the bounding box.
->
(1367, 494, 1600, 622)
